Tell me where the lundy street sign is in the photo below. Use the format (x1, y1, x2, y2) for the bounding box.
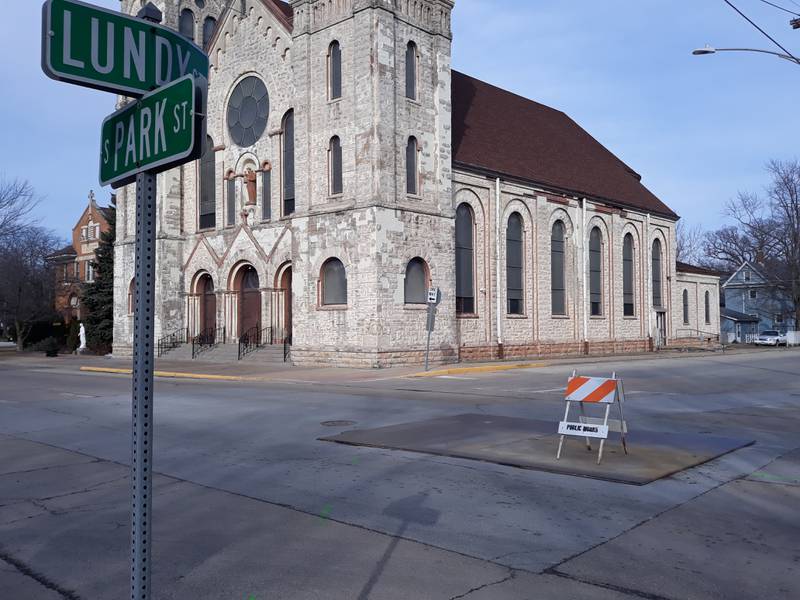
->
(42, 0, 209, 97)
(100, 74, 204, 188)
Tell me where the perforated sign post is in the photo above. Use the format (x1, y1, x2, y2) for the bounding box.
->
(424, 288, 441, 371)
(41, 2, 208, 599)
(556, 371, 629, 464)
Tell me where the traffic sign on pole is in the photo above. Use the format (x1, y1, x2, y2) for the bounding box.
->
(99, 74, 204, 188)
(42, 0, 209, 97)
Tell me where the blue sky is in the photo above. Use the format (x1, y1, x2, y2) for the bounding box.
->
(2, 0, 799, 241)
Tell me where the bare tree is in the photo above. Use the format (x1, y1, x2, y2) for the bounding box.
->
(717, 160, 800, 326)
(0, 177, 37, 241)
(0, 225, 62, 351)
(676, 220, 705, 265)
(702, 226, 761, 272)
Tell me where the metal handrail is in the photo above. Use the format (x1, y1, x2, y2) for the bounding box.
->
(157, 327, 188, 357)
(674, 327, 720, 340)
(192, 326, 224, 359)
(284, 334, 292, 362)
(238, 325, 271, 360)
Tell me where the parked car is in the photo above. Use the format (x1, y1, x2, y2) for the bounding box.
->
(754, 330, 787, 346)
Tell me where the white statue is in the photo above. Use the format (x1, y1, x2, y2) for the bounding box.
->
(79, 323, 87, 351)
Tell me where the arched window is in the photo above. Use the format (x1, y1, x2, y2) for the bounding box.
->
(623, 233, 635, 316)
(506, 212, 524, 315)
(404, 258, 428, 304)
(321, 258, 347, 306)
(328, 41, 342, 100)
(682, 289, 690, 325)
(225, 171, 236, 226)
(705, 290, 711, 325)
(262, 161, 271, 221)
(406, 137, 419, 195)
(551, 221, 566, 315)
(652, 239, 663, 308)
(589, 227, 603, 316)
(282, 110, 295, 215)
(202, 16, 217, 49)
(329, 136, 343, 195)
(455, 203, 474, 314)
(405, 41, 418, 100)
(179, 9, 194, 42)
(199, 136, 216, 230)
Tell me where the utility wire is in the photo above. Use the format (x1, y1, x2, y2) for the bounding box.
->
(758, 0, 800, 17)
(722, 0, 800, 63)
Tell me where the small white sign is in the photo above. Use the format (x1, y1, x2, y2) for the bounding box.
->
(428, 288, 438, 304)
(558, 421, 609, 439)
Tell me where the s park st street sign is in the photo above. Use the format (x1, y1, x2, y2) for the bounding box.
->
(42, 0, 209, 97)
(100, 74, 204, 188)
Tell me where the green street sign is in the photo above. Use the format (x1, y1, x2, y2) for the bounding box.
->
(100, 75, 204, 188)
(42, 0, 209, 97)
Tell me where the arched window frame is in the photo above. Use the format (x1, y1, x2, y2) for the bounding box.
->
(225, 169, 236, 227)
(506, 212, 524, 315)
(551, 220, 567, 316)
(622, 232, 635, 317)
(202, 16, 217, 49)
(179, 9, 195, 42)
(682, 289, 690, 325)
(404, 257, 429, 305)
(406, 136, 420, 196)
(405, 41, 419, 100)
(328, 136, 343, 196)
(261, 160, 272, 221)
(320, 258, 348, 307)
(455, 203, 475, 314)
(199, 136, 216, 230)
(704, 290, 711, 325)
(652, 238, 663, 308)
(589, 226, 603, 317)
(328, 40, 342, 100)
(282, 110, 295, 216)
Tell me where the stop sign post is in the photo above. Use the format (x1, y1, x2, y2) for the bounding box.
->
(41, 2, 208, 599)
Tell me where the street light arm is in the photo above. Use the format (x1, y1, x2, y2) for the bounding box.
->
(693, 46, 800, 65)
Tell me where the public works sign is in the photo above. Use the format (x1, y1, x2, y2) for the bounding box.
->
(42, 0, 209, 97)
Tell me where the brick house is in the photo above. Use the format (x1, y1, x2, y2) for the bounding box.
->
(48, 193, 114, 323)
(112, 0, 721, 365)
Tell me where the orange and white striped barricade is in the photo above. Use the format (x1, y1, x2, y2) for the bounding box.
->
(556, 370, 629, 464)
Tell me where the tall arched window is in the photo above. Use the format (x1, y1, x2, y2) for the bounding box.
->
(551, 221, 566, 315)
(406, 137, 419, 195)
(321, 258, 347, 306)
(328, 41, 342, 100)
(404, 258, 428, 305)
(282, 110, 295, 215)
(405, 41, 418, 100)
(652, 239, 663, 308)
(589, 227, 603, 316)
(682, 289, 690, 325)
(506, 213, 524, 315)
(199, 136, 216, 230)
(455, 203, 474, 314)
(202, 16, 217, 49)
(705, 290, 711, 325)
(262, 162, 271, 221)
(225, 171, 236, 226)
(179, 9, 194, 42)
(623, 233, 635, 316)
(329, 136, 343, 195)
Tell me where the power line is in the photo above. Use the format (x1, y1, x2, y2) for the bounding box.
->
(721, 0, 800, 63)
(758, 0, 800, 17)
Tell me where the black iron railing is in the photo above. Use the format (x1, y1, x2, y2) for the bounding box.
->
(284, 334, 292, 362)
(238, 326, 272, 360)
(192, 326, 224, 359)
(157, 328, 188, 357)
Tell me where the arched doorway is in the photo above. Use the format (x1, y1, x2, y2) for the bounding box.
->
(275, 263, 292, 343)
(198, 274, 216, 334)
(234, 265, 261, 337)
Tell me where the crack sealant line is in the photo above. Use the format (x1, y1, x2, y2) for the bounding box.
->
(0, 549, 82, 600)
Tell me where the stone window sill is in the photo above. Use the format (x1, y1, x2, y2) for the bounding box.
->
(404, 304, 428, 310)
(506, 314, 528, 319)
(457, 313, 479, 319)
(551, 314, 570, 319)
(318, 304, 347, 311)
(623, 316, 638, 320)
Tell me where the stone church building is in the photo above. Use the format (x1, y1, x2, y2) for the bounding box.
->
(113, 0, 721, 366)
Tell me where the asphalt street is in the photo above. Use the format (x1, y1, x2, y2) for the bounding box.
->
(1, 348, 799, 599)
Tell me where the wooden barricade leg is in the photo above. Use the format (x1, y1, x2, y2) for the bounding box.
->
(556, 400, 571, 460)
(596, 403, 612, 465)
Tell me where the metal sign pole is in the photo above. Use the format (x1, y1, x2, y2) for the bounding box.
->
(425, 320, 433, 372)
(130, 171, 156, 600)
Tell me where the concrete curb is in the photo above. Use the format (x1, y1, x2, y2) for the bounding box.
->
(410, 362, 547, 378)
(79, 366, 245, 382)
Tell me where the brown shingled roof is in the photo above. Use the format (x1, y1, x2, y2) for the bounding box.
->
(451, 71, 677, 219)
(676, 261, 723, 277)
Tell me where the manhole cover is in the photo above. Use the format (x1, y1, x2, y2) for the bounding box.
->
(321, 420, 357, 427)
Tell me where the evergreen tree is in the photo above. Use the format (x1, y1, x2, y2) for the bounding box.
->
(81, 199, 116, 354)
